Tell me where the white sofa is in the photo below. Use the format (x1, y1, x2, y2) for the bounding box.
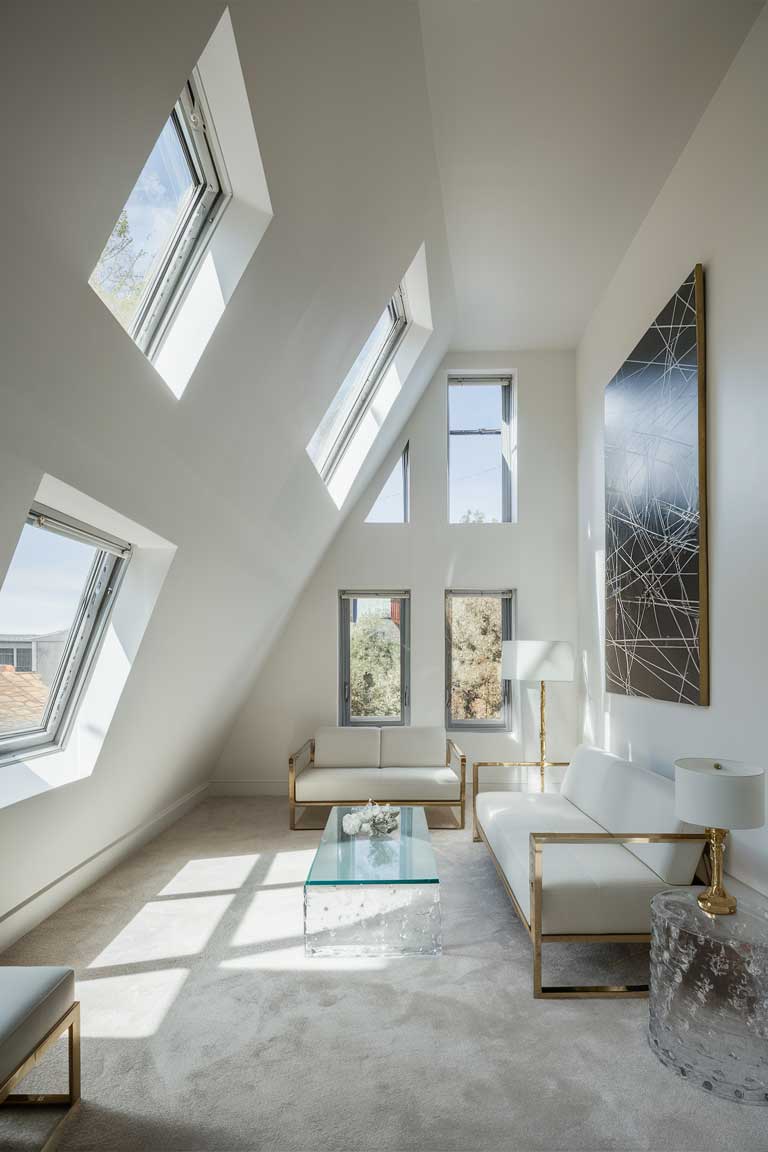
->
(473, 745, 706, 999)
(289, 726, 465, 829)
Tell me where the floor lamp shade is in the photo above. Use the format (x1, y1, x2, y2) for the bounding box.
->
(674, 758, 765, 830)
(501, 640, 574, 683)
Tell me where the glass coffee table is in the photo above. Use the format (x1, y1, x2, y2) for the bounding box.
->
(304, 806, 443, 957)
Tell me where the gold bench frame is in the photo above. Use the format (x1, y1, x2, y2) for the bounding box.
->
(0, 1001, 80, 1152)
(473, 762, 707, 999)
(289, 737, 466, 831)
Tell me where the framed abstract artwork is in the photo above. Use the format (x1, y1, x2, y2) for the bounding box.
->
(604, 265, 708, 705)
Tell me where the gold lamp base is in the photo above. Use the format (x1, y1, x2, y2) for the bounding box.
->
(698, 828, 737, 916)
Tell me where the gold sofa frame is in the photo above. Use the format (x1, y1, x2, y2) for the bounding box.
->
(0, 1001, 81, 1152)
(289, 737, 466, 831)
(473, 762, 707, 999)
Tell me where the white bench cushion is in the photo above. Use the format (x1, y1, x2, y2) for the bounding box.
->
(476, 791, 669, 934)
(0, 966, 74, 1087)
(561, 746, 702, 884)
(296, 765, 460, 803)
(313, 726, 380, 769)
(380, 726, 446, 768)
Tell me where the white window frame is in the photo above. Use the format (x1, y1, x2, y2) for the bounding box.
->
(319, 288, 410, 484)
(0, 504, 131, 760)
(339, 590, 411, 727)
(448, 375, 517, 524)
(445, 589, 515, 731)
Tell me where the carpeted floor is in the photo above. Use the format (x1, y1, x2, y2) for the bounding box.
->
(1, 797, 764, 1152)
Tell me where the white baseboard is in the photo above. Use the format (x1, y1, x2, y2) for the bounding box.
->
(209, 779, 286, 797)
(0, 782, 209, 953)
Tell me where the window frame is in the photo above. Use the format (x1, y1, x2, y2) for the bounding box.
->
(0, 504, 132, 761)
(319, 288, 410, 485)
(338, 590, 411, 727)
(447, 375, 517, 524)
(444, 589, 515, 731)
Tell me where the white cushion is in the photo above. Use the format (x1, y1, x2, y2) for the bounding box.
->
(476, 791, 668, 934)
(313, 726, 380, 769)
(296, 765, 460, 803)
(380, 726, 446, 768)
(561, 745, 703, 883)
(0, 966, 75, 1086)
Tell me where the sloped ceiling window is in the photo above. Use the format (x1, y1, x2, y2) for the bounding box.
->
(365, 444, 409, 523)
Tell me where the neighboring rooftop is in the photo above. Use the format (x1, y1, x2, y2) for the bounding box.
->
(0, 667, 48, 736)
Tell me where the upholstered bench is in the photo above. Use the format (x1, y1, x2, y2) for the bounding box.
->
(0, 967, 80, 1151)
(473, 746, 707, 999)
(289, 725, 465, 829)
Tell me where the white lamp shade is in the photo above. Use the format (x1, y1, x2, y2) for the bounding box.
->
(501, 640, 574, 683)
(674, 758, 765, 830)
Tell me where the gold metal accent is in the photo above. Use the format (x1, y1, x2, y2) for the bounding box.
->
(472, 759, 569, 841)
(475, 816, 706, 998)
(289, 737, 466, 831)
(0, 1001, 81, 1152)
(697, 827, 736, 915)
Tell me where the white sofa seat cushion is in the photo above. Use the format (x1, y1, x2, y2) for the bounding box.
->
(380, 726, 446, 767)
(296, 765, 461, 803)
(0, 966, 75, 1087)
(561, 746, 703, 884)
(475, 791, 668, 934)
(313, 726, 380, 769)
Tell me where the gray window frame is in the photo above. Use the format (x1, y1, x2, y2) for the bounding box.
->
(447, 375, 517, 524)
(339, 590, 411, 727)
(445, 589, 515, 731)
(0, 504, 132, 761)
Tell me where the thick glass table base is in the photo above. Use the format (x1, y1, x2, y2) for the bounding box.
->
(649, 888, 768, 1105)
(304, 883, 442, 957)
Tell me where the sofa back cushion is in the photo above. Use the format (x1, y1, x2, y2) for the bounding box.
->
(380, 726, 446, 768)
(314, 726, 380, 769)
(561, 745, 703, 883)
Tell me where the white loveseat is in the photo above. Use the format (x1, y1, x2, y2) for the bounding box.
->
(289, 726, 465, 830)
(474, 745, 706, 999)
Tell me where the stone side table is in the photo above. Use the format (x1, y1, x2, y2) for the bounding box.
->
(649, 888, 768, 1104)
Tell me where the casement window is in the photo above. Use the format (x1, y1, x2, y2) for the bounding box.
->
(365, 443, 410, 524)
(448, 376, 516, 523)
(0, 505, 131, 756)
(339, 591, 410, 726)
(89, 69, 231, 362)
(445, 590, 514, 730)
(308, 288, 410, 502)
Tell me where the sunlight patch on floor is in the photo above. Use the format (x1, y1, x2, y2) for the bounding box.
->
(158, 854, 260, 896)
(89, 895, 234, 967)
(76, 969, 189, 1037)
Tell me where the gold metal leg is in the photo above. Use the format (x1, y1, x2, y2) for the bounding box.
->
(1, 1003, 81, 1152)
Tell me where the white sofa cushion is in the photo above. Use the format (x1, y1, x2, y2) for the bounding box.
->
(0, 966, 75, 1087)
(296, 765, 461, 803)
(561, 746, 702, 884)
(380, 726, 446, 768)
(476, 791, 668, 934)
(313, 726, 380, 769)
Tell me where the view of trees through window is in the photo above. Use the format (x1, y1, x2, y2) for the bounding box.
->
(448, 595, 505, 722)
(349, 598, 402, 721)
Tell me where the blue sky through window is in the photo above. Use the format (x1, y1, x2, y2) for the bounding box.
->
(0, 524, 96, 636)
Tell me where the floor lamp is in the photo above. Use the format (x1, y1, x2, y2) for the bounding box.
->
(501, 640, 575, 792)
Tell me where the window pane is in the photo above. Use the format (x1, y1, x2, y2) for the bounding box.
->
(366, 453, 405, 523)
(449, 383, 502, 431)
(0, 524, 98, 735)
(449, 433, 502, 523)
(349, 597, 402, 720)
(90, 116, 198, 334)
(450, 596, 503, 722)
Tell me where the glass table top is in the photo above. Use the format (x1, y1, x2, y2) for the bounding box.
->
(305, 806, 439, 886)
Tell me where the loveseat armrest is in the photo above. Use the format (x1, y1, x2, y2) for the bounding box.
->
(288, 739, 315, 829)
(472, 761, 537, 840)
(446, 739, 466, 829)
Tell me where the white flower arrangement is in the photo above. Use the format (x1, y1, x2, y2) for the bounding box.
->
(342, 800, 400, 837)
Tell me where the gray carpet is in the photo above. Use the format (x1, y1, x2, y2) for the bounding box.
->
(0, 797, 764, 1151)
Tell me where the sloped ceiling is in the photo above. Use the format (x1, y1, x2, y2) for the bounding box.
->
(418, 0, 764, 349)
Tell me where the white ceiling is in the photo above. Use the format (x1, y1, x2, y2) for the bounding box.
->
(419, 0, 763, 349)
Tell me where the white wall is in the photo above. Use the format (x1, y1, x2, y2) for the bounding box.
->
(0, 0, 453, 940)
(216, 349, 578, 793)
(576, 7, 768, 894)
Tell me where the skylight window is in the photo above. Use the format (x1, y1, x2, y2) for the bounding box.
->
(90, 73, 230, 359)
(365, 444, 409, 523)
(308, 287, 409, 490)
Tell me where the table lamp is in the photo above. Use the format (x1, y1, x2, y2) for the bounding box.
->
(674, 757, 765, 916)
(501, 640, 574, 792)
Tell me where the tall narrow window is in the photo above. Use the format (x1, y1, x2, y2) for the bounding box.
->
(445, 591, 514, 729)
(90, 70, 231, 361)
(448, 376, 516, 523)
(0, 506, 130, 756)
(365, 444, 409, 523)
(339, 592, 410, 726)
